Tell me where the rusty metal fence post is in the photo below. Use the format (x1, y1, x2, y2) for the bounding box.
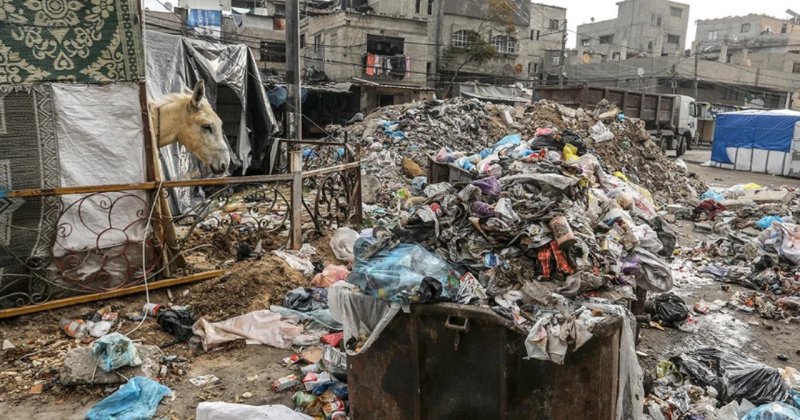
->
(290, 150, 304, 250)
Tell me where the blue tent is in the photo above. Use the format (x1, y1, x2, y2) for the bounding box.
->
(711, 110, 800, 165)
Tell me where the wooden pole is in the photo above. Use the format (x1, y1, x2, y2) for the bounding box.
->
(290, 150, 303, 250)
(0, 270, 224, 319)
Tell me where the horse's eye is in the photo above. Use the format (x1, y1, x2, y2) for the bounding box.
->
(202, 124, 213, 133)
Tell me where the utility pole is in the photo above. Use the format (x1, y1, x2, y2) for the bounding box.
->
(693, 50, 699, 100)
(558, 19, 567, 86)
(286, 0, 302, 146)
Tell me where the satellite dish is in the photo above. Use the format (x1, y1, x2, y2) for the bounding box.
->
(637, 67, 645, 77)
(163, 1, 173, 10)
(590, 17, 595, 22)
(581, 53, 591, 64)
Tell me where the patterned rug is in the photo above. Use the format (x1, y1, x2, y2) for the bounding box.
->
(0, 85, 61, 308)
(0, 0, 143, 84)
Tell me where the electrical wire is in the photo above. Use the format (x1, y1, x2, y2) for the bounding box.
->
(126, 180, 163, 336)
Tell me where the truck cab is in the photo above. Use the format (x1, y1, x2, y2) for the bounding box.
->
(674, 95, 698, 153)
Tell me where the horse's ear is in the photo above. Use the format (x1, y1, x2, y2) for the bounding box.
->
(190, 80, 205, 111)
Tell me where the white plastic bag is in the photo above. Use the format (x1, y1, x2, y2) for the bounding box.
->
(197, 402, 312, 420)
(591, 121, 614, 143)
(330, 227, 359, 262)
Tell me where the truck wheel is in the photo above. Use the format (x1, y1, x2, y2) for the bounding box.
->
(686, 133, 693, 151)
(676, 135, 687, 157)
(658, 136, 667, 153)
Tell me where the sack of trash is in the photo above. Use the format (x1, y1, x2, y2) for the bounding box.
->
(645, 293, 689, 327)
(671, 348, 788, 405)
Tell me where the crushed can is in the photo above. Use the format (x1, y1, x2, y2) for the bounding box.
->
(323, 400, 346, 418)
(271, 374, 299, 392)
(143, 303, 161, 317)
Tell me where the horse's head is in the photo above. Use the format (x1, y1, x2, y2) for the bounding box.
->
(170, 81, 230, 175)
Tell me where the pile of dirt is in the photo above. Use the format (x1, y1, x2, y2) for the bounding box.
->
(177, 256, 307, 321)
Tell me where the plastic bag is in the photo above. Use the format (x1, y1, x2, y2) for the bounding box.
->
(563, 144, 579, 162)
(700, 190, 725, 202)
(86, 377, 171, 420)
(759, 222, 800, 265)
(647, 293, 688, 327)
(330, 227, 359, 262)
(311, 265, 350, 288)
(493, 133, 521, 150)
(273, 244, 317, 276)
(562, 130, 586, 155)
(410, 176, 427, 196)
(672, 348, 789, 405)
(629, 248, 673, 292)
(196, 402, 313, 420)
(756, 216, 784, 230)
(742, 402, 800, 420)
(92, 333, 142, 373)
(632, 224, 664, 254)
(590, 121, 613, 143)
(157, 309, 195, 342)
(192, 310, 303, 351)
(471, 177, 500, 197)
(346, 237, 457, 304)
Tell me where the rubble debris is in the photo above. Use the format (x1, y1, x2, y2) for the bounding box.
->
(176, 256, 306, 321)
(189, 375, 221, 387)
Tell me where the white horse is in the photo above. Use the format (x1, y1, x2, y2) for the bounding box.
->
(151, 80, 231, 174)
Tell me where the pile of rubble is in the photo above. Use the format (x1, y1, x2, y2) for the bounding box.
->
(330, 97, 705, 212)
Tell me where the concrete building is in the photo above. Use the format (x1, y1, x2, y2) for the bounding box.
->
(576, 0, 689, 61)
(300, 11, 433, 110)
(695, 14, 800, 75)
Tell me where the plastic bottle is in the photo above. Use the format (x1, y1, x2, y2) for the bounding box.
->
(60, 319, 90, 338)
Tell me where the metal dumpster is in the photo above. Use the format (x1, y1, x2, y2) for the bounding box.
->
(428, 156, 474, 184)
(349, 303, 621, 420)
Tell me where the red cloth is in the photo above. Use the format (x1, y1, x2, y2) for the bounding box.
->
(365, 54, 376, 76)
(551, 241, 575, 275)
(538, 248, 552, 279)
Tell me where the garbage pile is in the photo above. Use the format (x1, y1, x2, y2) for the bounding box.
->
(330, 97, 705, 214)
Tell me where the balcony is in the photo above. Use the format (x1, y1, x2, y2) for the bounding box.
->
(362, 53, 410, 80)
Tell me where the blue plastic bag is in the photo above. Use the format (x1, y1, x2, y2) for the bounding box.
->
(92, 333, 142, 373)
(742, 402, 800, 420)
(700, 190, 725, 202)
(757, 216, 784, 230)
(493, 134, 521, 150)
(346, 237, 458, 304)
(86, 377, 171, 420)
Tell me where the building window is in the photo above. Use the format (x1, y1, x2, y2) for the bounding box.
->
(426, 61, 432, 75)
(667, 35, 680, 45)
(670, 7, 682, 17)
(552, 56, 560, 66)
(651, 14, 655, 25)
(536, 30, 540, 40)
(492, 35, 517, 54)
(549, 19, 559, 30)
(313, 34, 321, 52)
(367, 34, 404, 55)
(599, 35, 613, 44)
(427, 0, 433, 15)
(581, 38, 591, 47)
(656, 16, 661, 26)
(527, 62, 532, 74)
(647, 41, 653, 53)
(260, 41, 286, 63)
(300, 34, 306, 48)
(741, 23, 751, 33)
(533, 62, 539, 75)
(451, 29, 478, 48)
(415, 0, 421, 13)
(793, 62, 800, 74)
(708, 31, 718, 40)
(530, 29, 534, 40)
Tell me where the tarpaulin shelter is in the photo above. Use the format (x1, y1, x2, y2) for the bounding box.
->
(144, 30, 278, 213)
(710, 110, 800, 177)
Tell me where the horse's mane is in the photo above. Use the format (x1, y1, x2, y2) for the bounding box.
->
(152, 92, 191, 107)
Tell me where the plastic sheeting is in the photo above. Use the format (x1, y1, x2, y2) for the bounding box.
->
(196, 402, 313, 420)
(52, 83, 147, 254)
(711, 110, 800, 165)
(86, 377, 171, 420)
(192, 310, 303, 351)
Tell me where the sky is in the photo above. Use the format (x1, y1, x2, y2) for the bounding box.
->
(541, 0, 796, 47)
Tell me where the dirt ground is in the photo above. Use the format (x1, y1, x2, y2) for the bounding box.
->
(2, 157, 800, 419)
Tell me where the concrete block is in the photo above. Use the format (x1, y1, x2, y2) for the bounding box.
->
(61, 344, 162, 386)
